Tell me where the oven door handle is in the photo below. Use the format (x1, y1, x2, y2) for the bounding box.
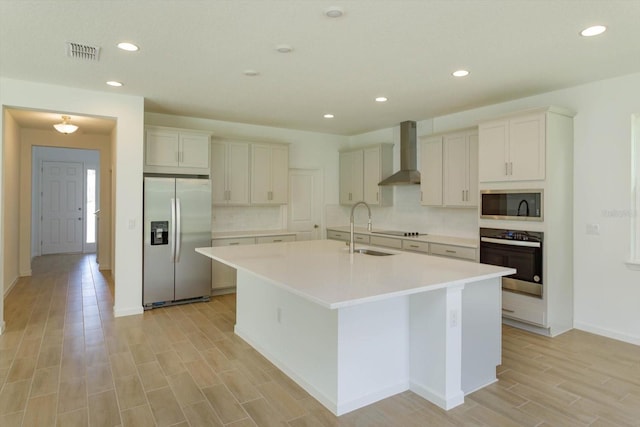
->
(480, 237, 541, 248)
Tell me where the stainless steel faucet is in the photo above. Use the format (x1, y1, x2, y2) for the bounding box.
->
(349, 201, 372, 254)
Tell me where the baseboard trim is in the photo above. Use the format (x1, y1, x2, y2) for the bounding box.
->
(0, 320, 6, 335)
(574, 321, 640, 346)
(113, 305, 144, 317)
(3, 276, 20, 298)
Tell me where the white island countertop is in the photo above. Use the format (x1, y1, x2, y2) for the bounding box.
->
(197, 239, 514, 309)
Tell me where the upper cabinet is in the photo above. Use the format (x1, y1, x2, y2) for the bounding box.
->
(420, 130, 478, 207)
(339, 150, 364, 205)
(145, 127, 210, 175)
(211, 140, 250, 206)
(340, 144, 393, 206)
(251, 143, 289, 205)
(478, 112, 545, 182)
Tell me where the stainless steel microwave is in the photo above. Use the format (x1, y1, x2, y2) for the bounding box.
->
(480, 189, 543, 221)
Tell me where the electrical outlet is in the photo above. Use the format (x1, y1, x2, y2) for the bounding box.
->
(450, 309, 459, 328)
(586, 223, 600, 235)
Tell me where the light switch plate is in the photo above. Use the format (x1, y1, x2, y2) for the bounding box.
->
(586, 223, 600, 235)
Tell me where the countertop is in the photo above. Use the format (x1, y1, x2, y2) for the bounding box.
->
(212, 229, 296, 239)
(326, 226, 478, 249)
(196, 239, 513, 309)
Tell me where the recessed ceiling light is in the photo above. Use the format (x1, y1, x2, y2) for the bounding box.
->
(117, 42, 139, 52)
(324, 114, 335, 119)
(580, 25, 607, 37)
(243, 69, 260, 76)
(325, 6, 344, 18)
(106, 81, 123, 87)
(452, 70, 470, 77)
(375, 97, 388, 102)
(276, 44, 293, 53)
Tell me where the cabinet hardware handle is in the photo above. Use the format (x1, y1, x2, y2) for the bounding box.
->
(229, 242, 239, 246)
(273, 239, 282, 242)
(509, 162, 513, 176)
(505, 162, 508, 176)
(502, 308, 515, 313)
(462, 190, 465, 201)
(409, 245, 419, 248)
(376, 192, 379, 201)
(445, 250, 456, 254)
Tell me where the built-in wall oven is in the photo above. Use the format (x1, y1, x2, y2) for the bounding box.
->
(479, 228, 543, 298)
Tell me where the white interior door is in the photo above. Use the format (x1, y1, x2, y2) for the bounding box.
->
(41, 161, 84, 254)
(288, 169, 323, 241)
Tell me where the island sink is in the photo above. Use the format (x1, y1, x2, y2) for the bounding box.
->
(353, 248, 394, 256)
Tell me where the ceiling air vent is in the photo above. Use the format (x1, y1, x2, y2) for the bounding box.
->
(66, 42, 101, 61)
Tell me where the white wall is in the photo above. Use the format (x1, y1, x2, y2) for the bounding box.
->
(2, 110, 20, 320)
(417, 73, 640, 344)
(0, 77, 145, 322)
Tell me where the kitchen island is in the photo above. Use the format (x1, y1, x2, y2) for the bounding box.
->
(196, 240, 514, 415)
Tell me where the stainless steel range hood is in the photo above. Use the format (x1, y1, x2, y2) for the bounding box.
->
(378, 121, 421, 186)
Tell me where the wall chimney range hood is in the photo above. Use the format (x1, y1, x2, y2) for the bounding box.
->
(378, 120, 421, 186)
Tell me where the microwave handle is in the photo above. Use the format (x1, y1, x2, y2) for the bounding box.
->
(480, 237, 541, 248)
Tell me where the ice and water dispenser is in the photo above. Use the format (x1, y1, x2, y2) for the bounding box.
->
(150, 221, 169, 245)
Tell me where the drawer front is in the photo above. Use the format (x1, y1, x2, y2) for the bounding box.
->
(370, 235, 402, 249)
(212, 237, 256, 247)
(402, 240, 429, 253)
(327, 230, 349, 241)
(353, 234, 370, 244)
(502, 291, 546, 326)
(256, 234, 296, 244)
(430, 243, 476, 261)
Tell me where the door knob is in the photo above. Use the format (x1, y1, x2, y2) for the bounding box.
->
(78, 217, 82, 220)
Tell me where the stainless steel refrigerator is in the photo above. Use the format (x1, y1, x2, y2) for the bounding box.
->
(143, 177, 211, 309)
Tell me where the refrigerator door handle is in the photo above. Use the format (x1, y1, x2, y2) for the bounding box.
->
(170, 198, 176, 262)
(175, 198, 182, 262)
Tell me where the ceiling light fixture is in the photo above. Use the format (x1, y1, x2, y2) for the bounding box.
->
(452, 70, 470, 77)
(117, 42, 139, 52)
(243, 69, 260, 76)
(106, 80, 123, 87)
(325, 6, 344, 18)
(53, 115, 79, 134)
(375, 97, 388, 102)
(580, 25, 607, 37)
(324, 114, 335, 119)
(276, 44, 293, 53)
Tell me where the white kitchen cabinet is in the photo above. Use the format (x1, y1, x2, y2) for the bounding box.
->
(420, 136, 443, 206)
(145, 127, 210, 174)
(251, 143, 289, 205)
(402, 240, 429, 254)
(363, 145, 394, 206)
(420, 130, 478, 207)
(478, 112, 545, 182)
(429, 243, 476, 261)
(443, 131, 478, 207)
(340, 144, 393, 206)
(256, 234, 296, 244)
(339, 150, 364, 205)
(211, 140, 250, 206)
(369, 235, 402, 249)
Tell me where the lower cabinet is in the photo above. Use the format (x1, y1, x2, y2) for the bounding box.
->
(429, 243, 476, 261)
(211, 234, 296, 294)
(502, 291, 546, 327)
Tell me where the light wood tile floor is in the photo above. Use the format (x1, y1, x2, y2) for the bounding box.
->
(1, 254, 639, 426)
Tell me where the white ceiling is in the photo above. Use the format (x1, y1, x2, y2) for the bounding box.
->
(1, 0, 640, 136)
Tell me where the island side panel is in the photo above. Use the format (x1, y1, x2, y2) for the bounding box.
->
(409, 284, 465, 410)
(234, 270, 340, 413)
(336, 297, 410, 415)
(461, 277, 502, 394)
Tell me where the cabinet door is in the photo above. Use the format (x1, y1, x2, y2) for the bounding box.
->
(420, 136, 443, 206)
(211, 142, 227, 205)
(363, 147, 381, 205)
(339, 151, 363, 205)
(466, 133, 479, 206)
(478, 120, 509, 182)
(146, 129, 179, 167)
(179, 133, 210, 168)
(251, 144, 271, 204)
(270, 145, 289, 204)
(443, 133, 467, 206)
(509, 113, 545, 181)
(227, 142, 250, 205)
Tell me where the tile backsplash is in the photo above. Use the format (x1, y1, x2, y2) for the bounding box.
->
(212, 205, 286, 232)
